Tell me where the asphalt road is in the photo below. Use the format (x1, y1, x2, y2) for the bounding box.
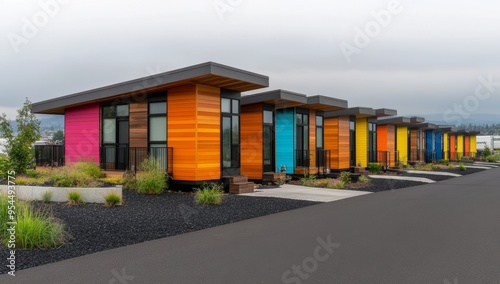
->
(2, 168, 500, 283)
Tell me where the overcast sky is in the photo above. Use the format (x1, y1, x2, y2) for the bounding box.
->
(1, 0, 499, 121)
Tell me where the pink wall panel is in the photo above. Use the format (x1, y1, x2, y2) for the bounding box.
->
(65, 103, 100, 164)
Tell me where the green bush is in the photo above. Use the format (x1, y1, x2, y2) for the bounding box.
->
(448, 164, 455, 170)
(358, 175, 370, 184)
(194, 183, 224, 205)
(367, 163, 383, 174)
(136, 157, 167, 194)
(25, 169, 41, 178)
(438, 159, 449, 165)
(73, 161, 104, 179)
(50, 167, 93, 187)
(42, 191, 53, 203)
(482, 146, 492, 159)
(0, 195, 65, 249)
(339, 171, 351, 184)
(486, 155, 496, 163)
(67, 191, 83, 206)
(0, 154, 12, 180)
(458, 164, 467, 171)
(299, 173, 316, 187)
(104, 193, 122, 207)
(122, 170, 137, 190)
(327, 180, 345, 189)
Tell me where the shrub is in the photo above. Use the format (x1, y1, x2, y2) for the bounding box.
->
(104, 193, 122, 207)
(367, 163, 383, 174)
(482, 146, 492, 159)
(438, 159, 449, 165)
(67, 191, 83, 206)
(458, 164, 467, 171)
(73, 161, 104, 179)
(0, 195, 65, 249)
(431, 164, 440, 170)
(339, 171, 351, 184)
(100, 176, 125, 185)
(314, 179, 330, 187)
(486, 155, 496, 163)
(0, 154, 12, 181)
(358, 175, 370, 184)
(42, 191, 53, 203)
(25, 169, 41, 178)
(122, 170, 137, 190)
(326, 180, 345, 189)
(299, 173, 316, 187)
(50, 167, 93, 187)
(448, 164, 455, 170)
(194, 183, 224, 205)
(136, 157, 167, 194)
(14, 177, 38, 185)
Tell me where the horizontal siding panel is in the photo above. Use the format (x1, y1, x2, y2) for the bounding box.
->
(240, 104, 263, 180)
(65, 103, 100, 164)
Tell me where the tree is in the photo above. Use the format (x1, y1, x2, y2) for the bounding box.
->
(0, 98, 41, 175)
(52, 130, 64, 144)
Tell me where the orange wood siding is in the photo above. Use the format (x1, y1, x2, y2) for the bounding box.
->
(387, 125, 395, 153)
(325, 116, 349, 170)
(377, 125, 388, 151)
(410, 130, 417, 153)
(129, 100, 149, 148)
(464, 136, 470, 155)
(240, 104, 263, 180)
(168, 84, 221, 181)
(309, 109, 316, 168)
(450, 135, 456, 155)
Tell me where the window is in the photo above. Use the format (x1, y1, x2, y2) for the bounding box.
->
(316, 116, 323, 149)
(296, 111, 309, 167)
(149, 100, 167, 169)
(221, 98, 239, 170)
(368, 121, 377, 163)
(263, 110, 274, 168)
(349, 117, 356, 167)
(101, 104, 129, 170)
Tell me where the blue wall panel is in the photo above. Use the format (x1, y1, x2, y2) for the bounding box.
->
(275, 108, 295, 174)
(435, 132, 443, 160)
(425, 130, 435, 162)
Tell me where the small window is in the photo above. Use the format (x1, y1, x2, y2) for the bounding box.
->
(116, 105, 129, 117)
(149, 102, 166, 115)
(103, 106, 116, 118)
(263, 111, 273, 124)
(222, 98, 231, 113)
(232, 100, 239, 114)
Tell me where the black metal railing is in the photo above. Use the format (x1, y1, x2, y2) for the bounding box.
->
(296, 149, 310, 168)
(295, 149, 331, 174)
(377, 151, 400, 168)
(100, 146, 173, 174)
(317, 149, 331, 175)
(408, 150, 425, 162)
(424, 151, 436, 163)
(35, 145, 65, 167)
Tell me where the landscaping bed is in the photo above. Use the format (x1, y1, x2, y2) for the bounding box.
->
(0, 190, 318, 273)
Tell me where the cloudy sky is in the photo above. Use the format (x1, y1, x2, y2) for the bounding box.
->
(1, 0, 499, 122)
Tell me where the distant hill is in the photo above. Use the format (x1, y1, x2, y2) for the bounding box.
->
(405, 113, 500, 126)
(2, 115, 64, 134)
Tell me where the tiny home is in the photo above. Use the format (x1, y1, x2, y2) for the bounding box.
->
(324, 107, 396, 170)
(240, 90, 348, 180)
(32, 62, 269, 186)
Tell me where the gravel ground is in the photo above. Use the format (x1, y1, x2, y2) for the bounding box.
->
(0, 191, 318, 274)
(0, 167, 488, 274)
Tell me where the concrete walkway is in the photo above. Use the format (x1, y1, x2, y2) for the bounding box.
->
(2, 168, 500, 283)
(406, 170, 462, 177)
(474, 162, 498, 167)
(368, 174, 435, 183)
(240, 184, 371, 202)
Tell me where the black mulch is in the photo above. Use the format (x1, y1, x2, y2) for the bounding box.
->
(0, 191, 319, 274)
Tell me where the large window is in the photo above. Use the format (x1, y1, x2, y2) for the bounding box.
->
(149, 100, 167, 169)
(296, 111, 309, 167)
(368, 120, 377, 163)
(349, 117, 356, 167)
(263, 110, 274, 169)
(222, 98, 239, 170)
(101, 104, 129, 170)
(316, 116, 324, 149)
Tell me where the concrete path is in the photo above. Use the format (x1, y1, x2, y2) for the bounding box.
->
(240, 184, 371, 202)
(406, 170, 462, 177)
(368, 174, 435, 183)
(474, 162, 499, 167)
(3, 168, 500, 283)
(462, 165, 493, 169)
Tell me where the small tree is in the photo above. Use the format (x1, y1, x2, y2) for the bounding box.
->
(0, 99, 41, 175)
(52, 130, 64, 144)
(482, 145, 492, 159)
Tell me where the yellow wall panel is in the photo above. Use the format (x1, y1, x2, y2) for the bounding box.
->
(356, 118, 368, 167)
(397, 126, 408, 165)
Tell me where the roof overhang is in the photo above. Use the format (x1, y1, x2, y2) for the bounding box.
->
(411, 123, 439, 130)
(377, 116, 412, 125)
(32, 62, 270, 114)
(438, 125, 456, 132)
(375, 108, 397, 117)
(241, 89, 307, 109)
(324, 107, 375, 118)
(306, 95, 348, 112)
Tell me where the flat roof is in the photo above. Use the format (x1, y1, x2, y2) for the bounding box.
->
(241, 89, 308, 109)
(324, 107, 375, 118)
(375, 108, 397, 117)
(32, 62, 270, 114)
(377, 116, 412, 125)
(411, 123, 438, 130)
(306, 95, 348, 111)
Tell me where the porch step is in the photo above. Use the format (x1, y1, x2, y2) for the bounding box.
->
(263, 172, 286, 185)
(293, 167, 318, 175)
(228, 175, 248, 184)
(229, 182, 255, 194)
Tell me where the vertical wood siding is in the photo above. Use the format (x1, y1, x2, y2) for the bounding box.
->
(129, 100, 149, 148)
(309, 109, 316, 168)
(240, 104, 263, 179)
